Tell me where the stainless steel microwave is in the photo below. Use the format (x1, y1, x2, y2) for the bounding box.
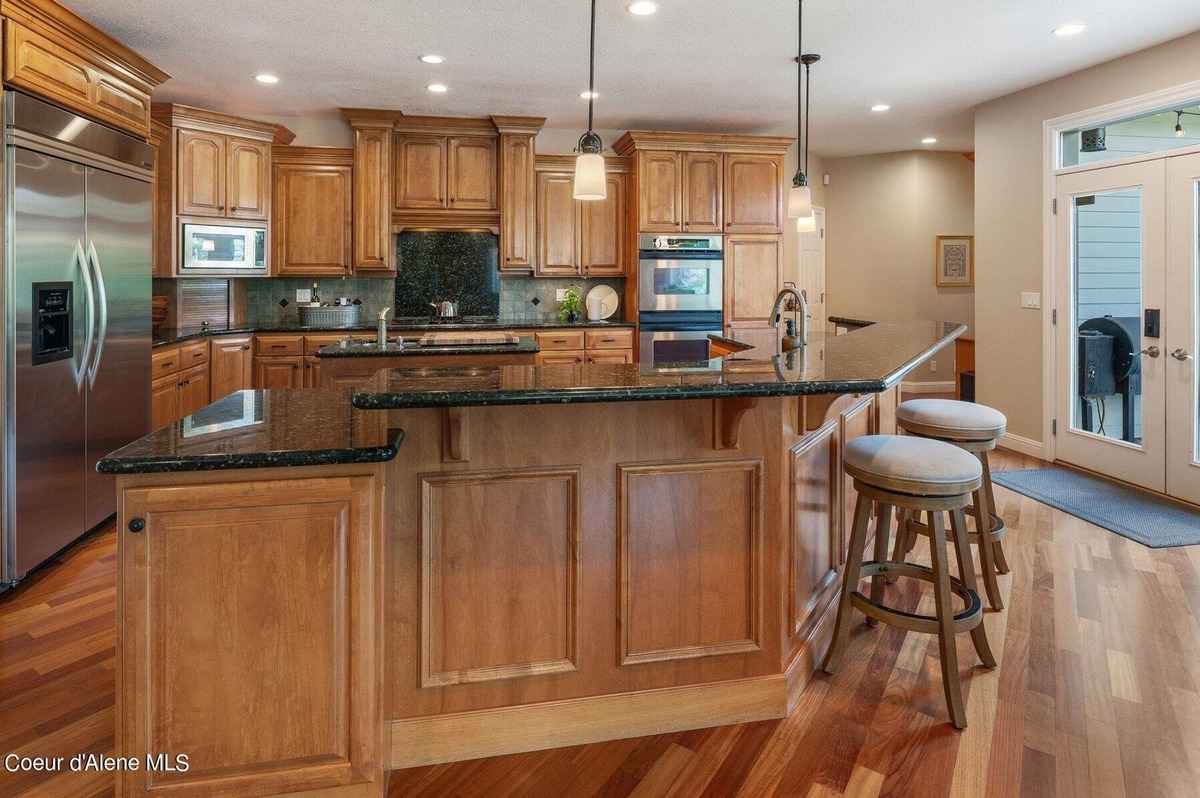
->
(180, 222, 266, 273)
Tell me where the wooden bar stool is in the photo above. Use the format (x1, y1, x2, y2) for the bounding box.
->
(893, 399, 1010, 610)
(822, 435, 996, 729)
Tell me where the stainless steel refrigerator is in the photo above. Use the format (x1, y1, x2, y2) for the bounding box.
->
(2, 91, 153, 587)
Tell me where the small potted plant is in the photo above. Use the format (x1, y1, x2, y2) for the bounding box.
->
(558, 286, 584, 323)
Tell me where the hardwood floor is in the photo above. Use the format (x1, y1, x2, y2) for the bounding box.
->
(4, 449, 1200, 797)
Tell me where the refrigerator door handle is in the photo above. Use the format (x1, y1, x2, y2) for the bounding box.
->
(74, 239, 95, 391)
(85, 240, 107, 388)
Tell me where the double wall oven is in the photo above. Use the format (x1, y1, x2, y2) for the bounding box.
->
(638, 234, 723, 363)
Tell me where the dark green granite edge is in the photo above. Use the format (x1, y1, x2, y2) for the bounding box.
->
(316, 338, 540, 358)
(96, 429, 405, 475)
(877, 327, 963, 389)
(154, 320, 635, 347)
(351, 378, 892, 410)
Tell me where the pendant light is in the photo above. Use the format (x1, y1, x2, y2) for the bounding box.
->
(788, 0, 820, 229)
(573, 0, 606, 200)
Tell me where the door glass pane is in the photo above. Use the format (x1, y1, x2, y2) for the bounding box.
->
(1072, 187, 1143, 444)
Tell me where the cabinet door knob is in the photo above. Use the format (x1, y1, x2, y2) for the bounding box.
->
(230, 206, 238, 211)
(128, 518, 145, 533)
(242, 345, 250, 350)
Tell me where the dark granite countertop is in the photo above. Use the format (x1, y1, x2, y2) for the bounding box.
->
(828, 315, 876, 328)
(97, 388, 402, 474)
(316, 336, 539, 358)
(153, 318, 634, 348)
(352, 320, 964, 410)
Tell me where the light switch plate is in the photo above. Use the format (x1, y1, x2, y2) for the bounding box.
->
(1020, 291, 1041, 309)
(555, 289, 568, 301)
(296, 288, 312, 304)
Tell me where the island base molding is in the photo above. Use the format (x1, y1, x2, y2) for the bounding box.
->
(387, 673, 788, 769)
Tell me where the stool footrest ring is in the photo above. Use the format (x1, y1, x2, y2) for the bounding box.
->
(852, 561, 984, 634)
(964, 508, 1007, 541)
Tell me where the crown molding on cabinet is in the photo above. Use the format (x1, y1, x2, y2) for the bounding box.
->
(613, 130, 794, 155)
(152, 102, 294, 144)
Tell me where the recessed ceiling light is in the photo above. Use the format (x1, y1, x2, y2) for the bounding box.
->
(427, 83, 449, 94)
(580, 90, 599, 100)
(627, 1, 658, 16)
(1053, 22, 1086, 37)
(254, 73, 279, 85)
(419, 54, 445, 64)
(921, 137, 938, 144)
(870, 104, 890, 113)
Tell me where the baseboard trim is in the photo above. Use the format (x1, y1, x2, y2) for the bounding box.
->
(387, 673, 788, 769)
(998, 432, 1044, 459)
(900, 380, 956, 395)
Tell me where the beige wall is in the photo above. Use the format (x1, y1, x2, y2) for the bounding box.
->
(822, 150, 974, 382)
(782, 141, 823, 290)
(974, 30, 1200, 443)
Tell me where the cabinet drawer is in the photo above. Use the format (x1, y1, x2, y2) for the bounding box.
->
(536, 350, 586, 366)
(151, 345, 182, 379)
(585, 329, 633, 350)
(256, 335, 304, 356)
(304, 333, 355, 354)
(586, 349, 633, 365)
(535, 330, 586, 351)
(180, 339, 209, 368)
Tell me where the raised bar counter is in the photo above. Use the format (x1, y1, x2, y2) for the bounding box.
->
(103, 319, 962, 797)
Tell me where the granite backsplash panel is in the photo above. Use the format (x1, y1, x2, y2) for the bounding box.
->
(395, 231, 500, 316)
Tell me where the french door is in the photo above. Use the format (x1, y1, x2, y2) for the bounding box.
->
(1056, 153, 1200, 504)
(1166, 153, 1200, 504)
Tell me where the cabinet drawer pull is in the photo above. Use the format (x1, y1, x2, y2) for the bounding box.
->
(270, 344, 287, 349)
(242, 345, 250, 350)
(128, 518, 145, 533)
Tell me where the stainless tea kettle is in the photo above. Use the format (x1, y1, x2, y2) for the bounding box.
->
(429, 300, 459, 318)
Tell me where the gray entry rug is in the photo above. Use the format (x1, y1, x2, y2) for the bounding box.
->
(991, 468, 1200, 548)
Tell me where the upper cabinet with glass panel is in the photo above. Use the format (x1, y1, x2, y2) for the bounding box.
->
(1062, 103, 1200, 168)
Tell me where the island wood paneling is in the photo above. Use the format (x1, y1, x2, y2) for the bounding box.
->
(618, 459, 764, 664)
(839, 396, 874, 565)
(419, 468, 581, 687)
(116, 471, 383, 797)
(788, 418, 839, 648)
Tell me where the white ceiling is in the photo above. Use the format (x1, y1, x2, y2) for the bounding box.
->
(65, 0, 1200, 156)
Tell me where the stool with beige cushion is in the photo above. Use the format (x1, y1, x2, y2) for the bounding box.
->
(822, 434, 996, 729)
(893, 398, 1010, 610)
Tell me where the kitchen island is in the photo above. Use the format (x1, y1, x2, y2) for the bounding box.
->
(99, 320, 962, 798)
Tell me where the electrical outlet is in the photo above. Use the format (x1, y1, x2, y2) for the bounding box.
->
(296, 288, 312, 304)
(555, 288, 568, 301)
(1020, 291, 1041, 309)
(930, 360, 937, 373)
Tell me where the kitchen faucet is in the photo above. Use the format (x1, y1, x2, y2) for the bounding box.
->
(770, 283, 809, 350)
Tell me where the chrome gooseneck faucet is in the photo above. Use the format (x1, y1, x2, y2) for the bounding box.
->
(770, 283, 809, 350)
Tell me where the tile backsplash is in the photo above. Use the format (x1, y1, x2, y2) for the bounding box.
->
(237, 277, 395, 324)
(499, 276, 626, 322)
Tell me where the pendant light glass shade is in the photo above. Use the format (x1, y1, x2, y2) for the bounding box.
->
(573, 152, 607, 200)
(573, 0, 606, 201)
(796, 213, 816, 233)
(788, 183, 812, 218)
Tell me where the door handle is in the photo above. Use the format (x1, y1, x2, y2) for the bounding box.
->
(1140, 345, 1161, 359)
(1171, 348, 1193, 361)
(74, 240, 94, 390)
(86, 241, 107, 388)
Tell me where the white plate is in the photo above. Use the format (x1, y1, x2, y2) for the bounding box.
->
(585, 284, 619, 320)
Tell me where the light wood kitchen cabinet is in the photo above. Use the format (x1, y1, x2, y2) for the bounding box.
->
(681, 152, 724, 232)
(536, 350, 586, 365)
(209, 335, 253, 401)
(536, 170, 579, 276)
(395, 134, 447, 209)
(580, 173, 626, 276)
(149, 120, 171, 277)
(724, 153, 784, 234)
(225, 137, 271, 219)
(349, 122, 394, 272)
(497, 126, 540, 271)
(394, 133, 496, 211)
(176, 363, 210, 417)
(302, 356, 323, 388)
(448, 137, 497, 209)
(637, 151, 682, 232)
(272, 147, 353, 276)
(150, 375, 179, 430)
(0, 10, 167, 139)
(586, 350, 633, 365)
(725, 235, 783, 325)
(177, 129, 225, 216)
(535, 157, 629, 277)
(116, 473, 382, 797)
(254, 356, 304, 389)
